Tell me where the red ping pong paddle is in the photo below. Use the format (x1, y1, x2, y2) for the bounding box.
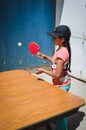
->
(28, 42, 40, 55)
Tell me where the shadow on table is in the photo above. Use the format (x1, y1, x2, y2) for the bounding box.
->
(67, 111, 85, 130)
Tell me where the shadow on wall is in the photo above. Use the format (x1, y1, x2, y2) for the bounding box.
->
(67, 111, 85, 130)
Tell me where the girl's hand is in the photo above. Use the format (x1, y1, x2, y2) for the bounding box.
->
(35, 68, 44, 74)
(37, 52, 45, 60)
(37, 52, 52, 62)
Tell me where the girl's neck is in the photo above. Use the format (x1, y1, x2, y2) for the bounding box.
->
(58, 45, 64, 50)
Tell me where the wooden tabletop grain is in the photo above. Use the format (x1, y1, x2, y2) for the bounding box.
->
(0, 70, 85, 130)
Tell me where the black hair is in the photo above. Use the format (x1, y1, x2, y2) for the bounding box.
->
(63, 38, 71, 72)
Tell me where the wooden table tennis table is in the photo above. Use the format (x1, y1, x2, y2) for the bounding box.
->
(0, 70, 85, 130)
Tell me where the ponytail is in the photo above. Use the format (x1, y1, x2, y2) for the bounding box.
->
(63, 40, 71, 72)
(67, 41, 71, 72)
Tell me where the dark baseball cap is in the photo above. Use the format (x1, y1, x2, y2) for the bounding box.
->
(47, 25, 71, 39)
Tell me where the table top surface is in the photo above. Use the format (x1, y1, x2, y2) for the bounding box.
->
(0, 70, 85, 130)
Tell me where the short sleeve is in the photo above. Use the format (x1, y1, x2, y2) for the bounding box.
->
(53, 48, 69, 63)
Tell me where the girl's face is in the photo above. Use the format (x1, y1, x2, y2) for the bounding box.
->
(53, 36, 64, 46)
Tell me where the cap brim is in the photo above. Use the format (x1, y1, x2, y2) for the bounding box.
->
(47, 32, 61, 37)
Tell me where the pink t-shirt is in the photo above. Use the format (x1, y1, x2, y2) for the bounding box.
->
(51, 47, 71, 86)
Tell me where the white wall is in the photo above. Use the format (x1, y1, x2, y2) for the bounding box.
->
(56, 0, 86, 80)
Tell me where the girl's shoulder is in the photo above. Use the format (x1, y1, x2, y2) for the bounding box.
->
(56, 47, 68, 55)
(54, 47, 69, 62)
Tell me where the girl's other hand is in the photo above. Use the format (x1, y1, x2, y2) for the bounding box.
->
(35, 68, 44, 74)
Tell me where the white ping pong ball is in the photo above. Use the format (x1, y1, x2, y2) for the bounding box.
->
(18, 42, 22, 47)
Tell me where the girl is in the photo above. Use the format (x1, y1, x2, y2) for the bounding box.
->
(35, 25, 71, 130)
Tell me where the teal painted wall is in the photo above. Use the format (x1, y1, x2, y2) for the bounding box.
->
(0, 0, 55, 71)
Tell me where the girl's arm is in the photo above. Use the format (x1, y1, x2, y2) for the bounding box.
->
(35, 58, 64, 78)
